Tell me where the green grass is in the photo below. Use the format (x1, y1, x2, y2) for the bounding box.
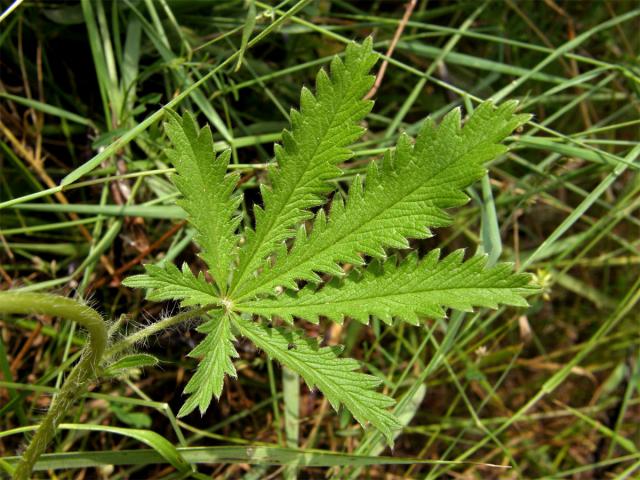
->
(1, 0, 639, 478)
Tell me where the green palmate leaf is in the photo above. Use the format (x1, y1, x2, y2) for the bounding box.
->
(124, 39, 537, 444)
(234, 101, 531, 300)
(122, 263, 221, 307)
(179, 313, 238, 417)
(231, 314, 399, 443)
(164, 110, 242, 292)
(229, 37, 378, 293)
(237, 250, 536, 324)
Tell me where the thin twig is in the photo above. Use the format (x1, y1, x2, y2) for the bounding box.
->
(365, 0, 417, 100)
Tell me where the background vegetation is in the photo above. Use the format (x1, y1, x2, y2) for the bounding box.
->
(0, 0, 638, 478)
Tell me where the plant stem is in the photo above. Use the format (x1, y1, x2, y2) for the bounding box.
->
(0, 292, 106, 480)
(0, 292, 214, 477)
(103, 305, 215, 359)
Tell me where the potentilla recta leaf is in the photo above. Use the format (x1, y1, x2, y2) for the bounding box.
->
(124, 39, 538, 444)
(230, 37, 378, 294)
(178, 313, 238, 417)
(237, 250, 537, 324)
(231, 313, 400, 444)
(235, 101, 531, 300)
(122, 263, 221, 308)
(164, 110, 242, 292)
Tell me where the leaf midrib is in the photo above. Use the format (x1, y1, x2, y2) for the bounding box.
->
(239, 282, 531, 312)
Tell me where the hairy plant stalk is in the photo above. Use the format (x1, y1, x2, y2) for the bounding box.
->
(0, 292, 107, 480)
(103, 305, 214, 359)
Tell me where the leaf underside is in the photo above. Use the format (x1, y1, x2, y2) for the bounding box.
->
(124, 38, 537, 444)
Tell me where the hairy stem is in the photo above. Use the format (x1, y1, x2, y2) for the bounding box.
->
(104, 305, 215, 359)
(0, 292, 106, 480)
(0, 292, 214, 477)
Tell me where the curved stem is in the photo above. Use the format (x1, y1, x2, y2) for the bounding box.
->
(0, 292, 107, 480)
